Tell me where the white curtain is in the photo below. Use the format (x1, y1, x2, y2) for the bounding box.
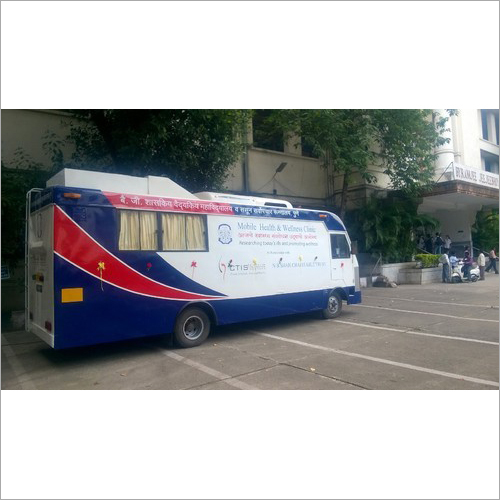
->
(162, 213, 186, 250)
(162, 213, 206, 250)
(186, 215, 206, 250)
(120, 211, 206, 251)
(119, 211, 140, 250)
(140, 212, 157, 250)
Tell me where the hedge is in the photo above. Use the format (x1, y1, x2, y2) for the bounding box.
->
(414, 254, 441, 268)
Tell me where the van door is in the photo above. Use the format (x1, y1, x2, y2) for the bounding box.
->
(330, 233, 353, 287)
(27, 205, 54, 345)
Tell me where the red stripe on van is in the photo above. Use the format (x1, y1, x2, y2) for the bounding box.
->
(53, 205, 221, 300)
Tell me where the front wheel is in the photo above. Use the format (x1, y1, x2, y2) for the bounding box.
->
(173, 307, 210, 348)
(451, 275, 461, 283)
(322, 292, 343, 319)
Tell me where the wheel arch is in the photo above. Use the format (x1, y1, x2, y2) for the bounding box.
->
(178, 301, 218, 326)
(332, 287, 348, 302)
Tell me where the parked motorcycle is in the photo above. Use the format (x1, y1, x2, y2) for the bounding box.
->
(451, 260, 480, 283)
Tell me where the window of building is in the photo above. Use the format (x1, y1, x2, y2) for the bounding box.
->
(331, 234, 350, 259)
(118, 210, 207, 251)
(301, 137, 319, 158)
(252, 110, 284, 152)
(484, 157, 499, 175)
(481, 109, 500, 145)
(495, 112, 499, 145)
(481, 110, 489, 140)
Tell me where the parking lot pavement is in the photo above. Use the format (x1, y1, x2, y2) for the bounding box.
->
(2, 275, 498, 390)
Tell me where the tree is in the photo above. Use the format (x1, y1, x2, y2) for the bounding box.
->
(345, 194, 439, 263)
(264, 109, 454, 219)
(265, 109, 376, 219)
(472, 209, 499, 252)
(1, 128, 67, 265)
(67, 109, 251, 192)
(1, 110, 251, 263)
(369, 109, 453, 194)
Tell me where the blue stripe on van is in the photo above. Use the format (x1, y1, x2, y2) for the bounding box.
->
(53, 255, 360, 349)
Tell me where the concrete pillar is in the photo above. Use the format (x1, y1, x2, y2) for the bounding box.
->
(451, 113, 463, 163)
(246, 116, 254, 144)
(434, 109, 455, 174)
(284, 133, 301, 155)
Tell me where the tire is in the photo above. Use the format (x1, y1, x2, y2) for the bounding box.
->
(173, 307, 210, 348)
(470, 274, 479, 282)
(322, 291, 343, 319)
(451, 275, 461, 283)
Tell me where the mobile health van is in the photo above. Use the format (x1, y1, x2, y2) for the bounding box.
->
(26, 169, 361, 349)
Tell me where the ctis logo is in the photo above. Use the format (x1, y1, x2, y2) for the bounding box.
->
(218, 257, 265, 279)
(218, 224, 232, 244)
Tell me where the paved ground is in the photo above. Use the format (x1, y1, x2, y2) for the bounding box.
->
(2, 275, 499, 390)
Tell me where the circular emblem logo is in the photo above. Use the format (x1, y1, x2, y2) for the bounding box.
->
(218, 224, 232, 244)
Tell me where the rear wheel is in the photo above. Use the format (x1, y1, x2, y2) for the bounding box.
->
(322, 291, 342, 319)
(173, 307, 210, 348)
(470, 274, 479, 282)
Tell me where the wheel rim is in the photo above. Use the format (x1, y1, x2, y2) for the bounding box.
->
(182, 316, 204, 340)
(328, 295, 339, 314)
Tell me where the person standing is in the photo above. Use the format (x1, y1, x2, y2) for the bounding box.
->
(449, 250, 459, 270)
(418, 235, 425, 250)
(425, 234, 433, 253)
(434, 233, 444, 254)
(439, 250, 451, 283)
(485, 248, 499, 274)
(477, 251, 486, 280)
(444, 235, 452, 252)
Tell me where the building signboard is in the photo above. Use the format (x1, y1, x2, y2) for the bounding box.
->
(453, 162, 499, 189)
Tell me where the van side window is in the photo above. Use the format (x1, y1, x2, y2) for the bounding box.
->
(118, 210, 208, 251)
(331, 234, 350, 259)
(119, 210, 158, 250)
(161, 213, 207, 251)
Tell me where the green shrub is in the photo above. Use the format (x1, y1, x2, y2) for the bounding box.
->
(345, 194, 439, 264)
(414, 254, 440, 268)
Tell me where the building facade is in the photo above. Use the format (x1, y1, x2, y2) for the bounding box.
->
(226, 109, 499, 253)
(418, 109, 499, 253)
(223, 116, 329, 209)
(2, 109, 499, 249)
(1, 109, 77, 167)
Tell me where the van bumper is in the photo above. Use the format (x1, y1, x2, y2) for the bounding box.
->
(347, 290, 362, 305)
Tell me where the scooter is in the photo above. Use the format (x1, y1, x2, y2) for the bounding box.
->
(451, 261, 480, 283)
